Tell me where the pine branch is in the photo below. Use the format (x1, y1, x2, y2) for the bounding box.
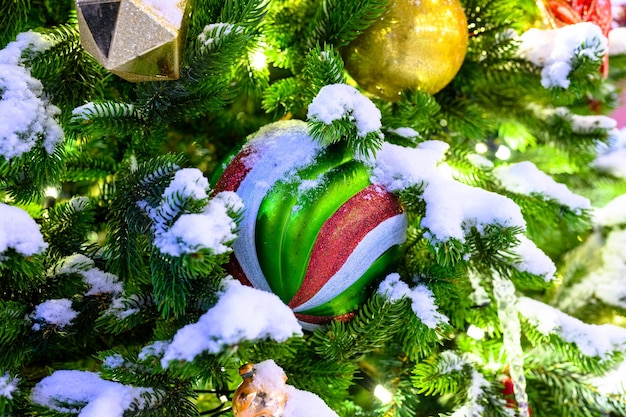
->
(522, 319, 625, 376)
(149, 249, 227, 318)
(308, 117, 383, 159)
(96, 293, 157, 336)
(187, 0, 227, 40)
(0, 250, 47, 300)
(0, 145, 65, 203)
(137, 22, 253, 122)
(262, 0, 319, 72)
(70, 101, 145, 139)
(0, 301, 28, 347)
(28, 21, 106, 112)
(219, 0, 269, 27)
(262, 76, 303, 116)
(263, 44, 347, 119)
(412, 355, 469, 397)
(0, 0, 29, 48)
(526, 358, 626, 417)
(96, 351, 200, 417)
(301, 44, 346, 105)
(103, 155, 185, 284)
(61, 150, 118, 182)
(400, 313, 452, 362)
(501, 189, 592, 259)
(466, 224, 525, 267)
(305, 0, 389, 48)
(311, 295, 414, 362)
(40, 198, 95, 261)
(379, 90, 443, 138)
(244, 338, 357, 404)
(609, 54, 626, 81)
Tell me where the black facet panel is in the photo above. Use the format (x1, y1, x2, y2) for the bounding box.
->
(79, 1, 120, 57)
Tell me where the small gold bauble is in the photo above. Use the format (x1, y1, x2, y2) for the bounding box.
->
(342, 0, 468, 100)
(232, 363, 288, 417)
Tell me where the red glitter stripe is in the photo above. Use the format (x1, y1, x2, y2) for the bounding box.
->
(288, 185, 403, 309)
(294, 311, 355, 326)
(227, 255, 254, 288)
(213, 147, 256, 193)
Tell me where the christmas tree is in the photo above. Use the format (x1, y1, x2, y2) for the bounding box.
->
(2, 0, 626, 415)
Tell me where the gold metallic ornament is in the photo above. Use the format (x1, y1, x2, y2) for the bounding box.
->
(232, 363, 288, 417)
(342, 0, 468, 100)
(76, 0, 190, 82)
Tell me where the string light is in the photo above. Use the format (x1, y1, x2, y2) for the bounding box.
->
(474, 142, 489, 154)
(373, 384, 393, 404)
(44, 187, 60, 199)
(250, 48, 267, 71)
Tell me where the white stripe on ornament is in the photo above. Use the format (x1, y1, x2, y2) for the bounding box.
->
(233, 120, 323, 292)
(293, 213, 408, 312)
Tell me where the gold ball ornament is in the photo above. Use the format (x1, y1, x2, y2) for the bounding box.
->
(342, 0, 469, 100)
(76, 0, 191, 82)
(232, 363, 288, 417)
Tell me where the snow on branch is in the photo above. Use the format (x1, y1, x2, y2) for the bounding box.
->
(528, 103, 617, 139)
(510, 235, 556, 281)
(30, 370, 153, 416)
(198, 23, 242, 53)
(104, 294, 149, 320)
(363, 141, 525, 244)
(71, 101, 139, 121)
(518, 22, 607, 89)
(0, 203, 48, 261)
(428, 352, 491, 417)
(0, 31, 63, 160)
(593, 192, 626, 227)
(53, 254, 123, 296)
(589, 359, 626, 395)
(377, 273, 449, 329)
(558, 229, 626, 312)
(308, 83, 382, 138)
(0, 373, 19, 400)
(161, 279, 302, 366)
(518, 297, 626, 358)
(450, 370, 491, 417)
(594, 128, 626, 179)
(138, 168, 243, 257)
(30, 299, 77, 331)
(307, 83, 383, 156)
(0, 31, 53, 66)
(494, 161, 591, 214)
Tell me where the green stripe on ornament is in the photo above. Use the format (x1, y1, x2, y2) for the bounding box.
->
(281, 161, 372, 299)
(255, 150, 371, 304)
(254, 148, 347, 302)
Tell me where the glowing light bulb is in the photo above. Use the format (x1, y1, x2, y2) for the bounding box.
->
(44, 187, 59, 199)
(495, 145, 511, 160)
(374, 384, 393, 404)
(474, 142, 488, 154)
(250, 49, 267, 71)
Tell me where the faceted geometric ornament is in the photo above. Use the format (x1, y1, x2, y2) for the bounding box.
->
(76, 0, 190, 82)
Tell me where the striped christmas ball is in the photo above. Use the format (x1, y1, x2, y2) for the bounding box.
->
(213, 120, 407, 327)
